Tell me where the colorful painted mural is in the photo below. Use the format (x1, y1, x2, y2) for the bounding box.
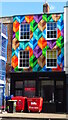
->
(11, 13, 64, 72)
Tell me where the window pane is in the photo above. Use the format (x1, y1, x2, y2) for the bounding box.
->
(20, 24, 30, 40)
(15, 81, 23, 88)
(18, 50, 29, 68)
(15, 90, 22, 96)
(47, 50, 57, 68)
(47, 22, 57, 39)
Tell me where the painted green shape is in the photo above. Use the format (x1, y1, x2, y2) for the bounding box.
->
(14, 66, 23, 72)
(56, 39, 61, 44)
(29, 54, 37, 68)
(42, 48, 46, 57)
(15, 30, 19, 41)
(45, 45, 49, 50)
(30, 20, 38, 32)
(47, 14, 52, 22)
(42, 14, 47, 22)
(56, 41, 64, 49)
(61, 43, 64, 48)
(29, 54, 35, 62)
(30, 60, 37, 68)
(59, 36, 63, 41)
(14, 66, 19, 72)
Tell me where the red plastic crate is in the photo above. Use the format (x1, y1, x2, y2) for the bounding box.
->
(27, 97, 43, 113)
(12, 96, 27, 112)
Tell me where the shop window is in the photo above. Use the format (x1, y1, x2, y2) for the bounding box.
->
(24, 80, 36, 97)
(15, 90, 23, 96)
(46, 50, 57, 68)
(19, 23, 30, 41)
(18, 50, 29, 68)
(46, 22, 57, 40)
(15, 81, 23, 89)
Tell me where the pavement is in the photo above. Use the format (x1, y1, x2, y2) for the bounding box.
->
(0, 112, 68, 120)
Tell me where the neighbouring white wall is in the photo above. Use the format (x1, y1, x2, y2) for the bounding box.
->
(64, 6, 68, 73)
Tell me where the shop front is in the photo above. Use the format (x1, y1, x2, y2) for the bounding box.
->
(10, 71, 66, 113)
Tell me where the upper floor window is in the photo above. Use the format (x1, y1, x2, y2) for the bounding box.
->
(18, 50, 29, 68)
(19, 24, 30, 41)
(46, 50, 57, 68)
(46, 22, 57, 40)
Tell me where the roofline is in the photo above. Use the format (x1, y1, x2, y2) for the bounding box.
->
(12, 12, 64, 17)
(0, 12, 64, 18)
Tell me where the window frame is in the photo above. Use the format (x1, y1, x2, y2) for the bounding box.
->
(46, 50, 58, 68)
(46, 22, 57, 40)
(19, 23, 30, 41)
(18, 50, 30, 69)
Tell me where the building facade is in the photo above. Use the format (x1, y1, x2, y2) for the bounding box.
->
(0, 23, 8, 109)
(10, 11, 66, 113)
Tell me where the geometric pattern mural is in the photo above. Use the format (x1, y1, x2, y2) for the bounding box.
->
(12, 13, 64, 72)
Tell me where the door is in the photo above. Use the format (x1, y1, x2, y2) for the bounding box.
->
(41, 80, 54, 102)
(55, 81, 64, 112)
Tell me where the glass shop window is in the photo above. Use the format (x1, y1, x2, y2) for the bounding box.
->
(20, 23, 30, 41)
(47, 22, 57, 40)
(18, 50, 29, 68)
(15, 90, 23, 96)
(15, 81, 23, 89)
(46, 50, 57, 68)
(24, 80, 36, 97)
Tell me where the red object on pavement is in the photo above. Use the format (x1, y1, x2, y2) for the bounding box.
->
(27, 97, 43, 113)
(12, 96, 27, 112)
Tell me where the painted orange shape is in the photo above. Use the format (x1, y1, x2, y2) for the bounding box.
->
(25, 46, 33, 57)
(11, 55, 18, 68)
(57, 29, 61, 38)
(25, 16, 33, 23)
(13, 20, 20, 33)
(38, 37, 47, 49)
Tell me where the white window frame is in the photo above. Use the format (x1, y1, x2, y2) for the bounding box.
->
(18, 50, 29, 69)
(46, 22, 57, 40)
(46, 50, 58, 68)
(19, 23, 30, 41)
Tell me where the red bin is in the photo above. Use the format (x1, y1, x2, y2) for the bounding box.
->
(12, 96, 27, 112)
(27, 97, 43, 113)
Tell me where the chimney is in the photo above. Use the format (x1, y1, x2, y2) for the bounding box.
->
(43, 1, 50, 13)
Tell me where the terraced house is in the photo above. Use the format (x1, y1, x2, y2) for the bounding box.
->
(4, 2, 68, 113)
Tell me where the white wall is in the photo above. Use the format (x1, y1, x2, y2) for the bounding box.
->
(64, 7, 68, 73)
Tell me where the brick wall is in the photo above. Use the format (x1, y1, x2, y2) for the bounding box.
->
(4, 23, 13, 75)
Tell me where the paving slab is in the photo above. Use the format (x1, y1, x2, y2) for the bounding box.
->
(0, 113, 67, 119)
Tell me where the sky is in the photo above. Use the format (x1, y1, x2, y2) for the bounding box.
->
(0, 0, 67, 17)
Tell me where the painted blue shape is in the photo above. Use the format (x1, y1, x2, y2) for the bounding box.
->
(20, 16, 25, 23)
(29, 37, 37, 50)
(15, 48, 18, 57)
(33, 28, 42, 41)
(42, 29, 46, 39)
